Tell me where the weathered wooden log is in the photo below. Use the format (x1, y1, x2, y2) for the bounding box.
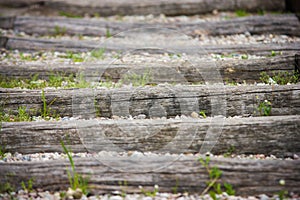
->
(0, 156, 299, 195)
(1, 14, 299, 37)
(0, 85, 299, 118)
(46, 0, 287, 16)
(46, 0, 284, 16)
(0, 0, 43, 7)
(180, 14, 300, 37)
(0, 0, 286, 16)
(0, 55, 296, 84)
(1, 115, 299, 156)
(1, 36, 299, 56)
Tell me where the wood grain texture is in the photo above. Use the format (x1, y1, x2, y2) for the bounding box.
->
(45, 0, 286, 16)
(1, 36, 299, 56)
(1, 14, 299, 37)
(0, 1, 298, 197)
(0, 84, 299, 118)
(0, 156, 299, 195)
(0, 0, 43, 7)
(1, 115, 299, 156)
(0, 0, 286, 16)
(0, 55, 296, 83)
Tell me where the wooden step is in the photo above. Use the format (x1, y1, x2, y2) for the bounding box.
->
(0, 0, 43, 7)
(1, 85, 299, 118)
(1, 36, 299, 56)
(0, 156, 299, 195)
(0, 0, 299, 198)
(0, 55, 296, 84)
(1, 115, 299, 156)
(0, 0, 286, 16)
(1, 14, 299, 37)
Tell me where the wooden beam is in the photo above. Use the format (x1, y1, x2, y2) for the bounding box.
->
(0, 0, 43, 7)
(46, 0, 285, 16)
(1, 36, 299, 56)
(0, 0, 286, 16)
(0, 84, 299, 118)
(0, 156, 299, 195)
(1, 14, 299, 37)
(0, 55, 295, 83)
(1, 115, 299, 156)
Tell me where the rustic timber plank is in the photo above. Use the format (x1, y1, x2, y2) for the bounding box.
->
(0, 16, 15, 29)
(45, 0, 286, 16)
(0, 0, 286, 16)
(0, 55, 296, 83)
(0, 115, 299, 156)
(180, 14, 300, 37)
(1, 14, 299, 37)
(0, 0, 43, 7)
(0, 84, 299, 118)
(0, 156, 299, 195)
(1, 36, 299, 56)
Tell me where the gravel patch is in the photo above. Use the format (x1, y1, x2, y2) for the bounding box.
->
(1, 25, 299, 66)
(85, 12, 236, 23)
(1, 151, 298, 163)
(0, 189, 299, 200)
(196, 33, 300, 45)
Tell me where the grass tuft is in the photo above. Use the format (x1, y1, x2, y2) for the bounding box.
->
(90, 48, 105, 60)
(235, 10, 249, 17)
(59, 11, 83, 18)
(61, 140, 89, 195)
(260, 71, 299, 85)
(199, 156, 235, 199)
